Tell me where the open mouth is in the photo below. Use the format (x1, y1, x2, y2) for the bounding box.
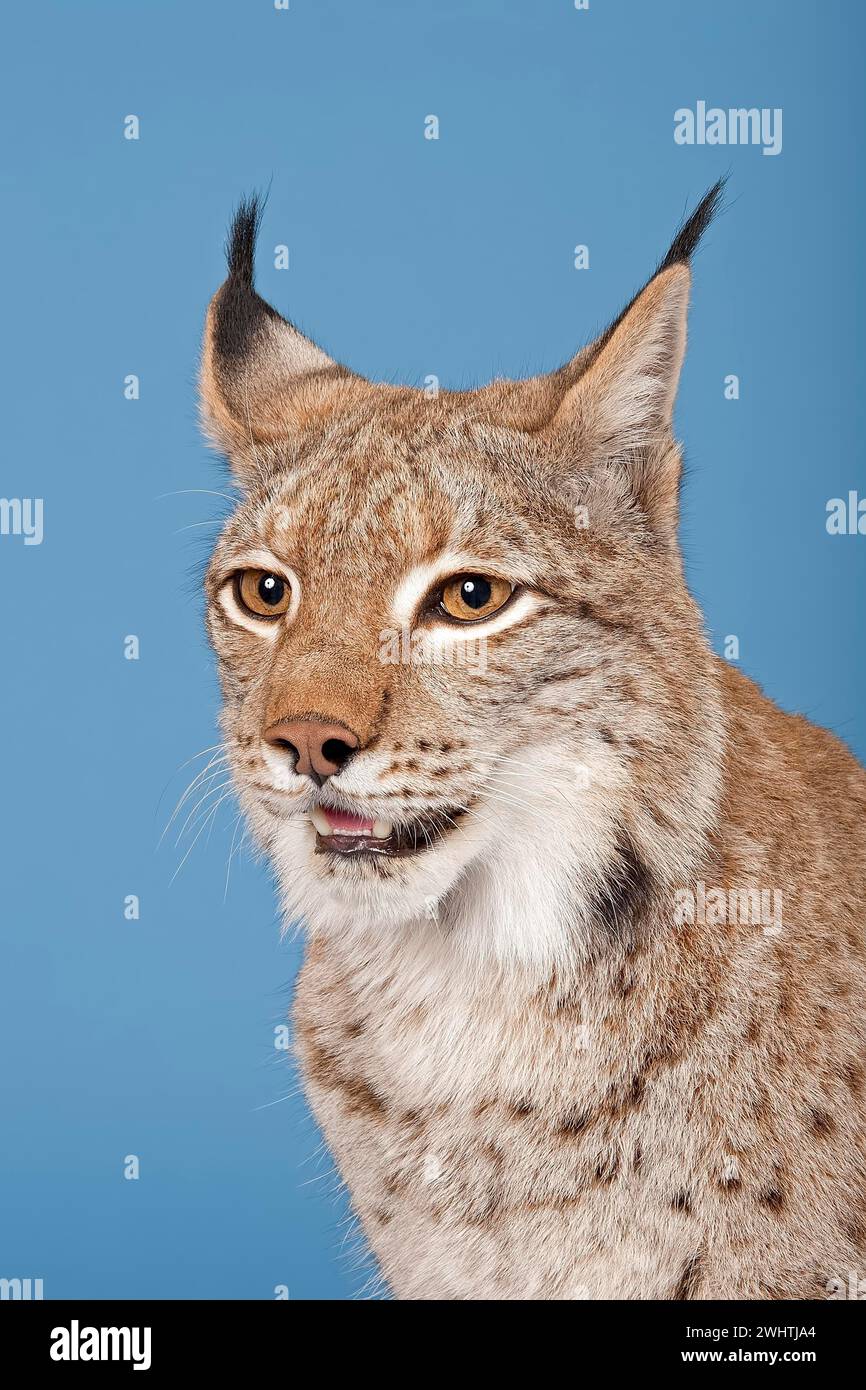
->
(310, 805, 466, 858)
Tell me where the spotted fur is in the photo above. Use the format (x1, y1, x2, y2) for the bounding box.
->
(199, 185, 866, 1299)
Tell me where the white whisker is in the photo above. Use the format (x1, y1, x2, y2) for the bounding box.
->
(161, 760, 231, 845)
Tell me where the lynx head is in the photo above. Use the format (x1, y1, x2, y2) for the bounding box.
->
(200, 185, 725, 974)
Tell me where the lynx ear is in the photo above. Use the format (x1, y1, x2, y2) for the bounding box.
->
(200, 195, 351, 477)
(542, 180, 724, 536)
(551, 264, 690, 451)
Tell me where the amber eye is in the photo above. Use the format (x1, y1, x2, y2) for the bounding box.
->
(234, 569, 291, 618)
(438, 574, 514, 622)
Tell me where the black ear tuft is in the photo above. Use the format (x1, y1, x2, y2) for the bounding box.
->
(225, 193, 265, 289)
(657, 178, 726, 272)
(216, 193, 281, 365)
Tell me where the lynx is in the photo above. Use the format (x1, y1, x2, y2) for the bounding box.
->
(199, 184, 866, 1299)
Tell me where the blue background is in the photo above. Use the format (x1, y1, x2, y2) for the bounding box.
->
(1, 0, 863, 1300)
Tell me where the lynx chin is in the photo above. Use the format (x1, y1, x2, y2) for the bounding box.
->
(198, 181, 866, 1300)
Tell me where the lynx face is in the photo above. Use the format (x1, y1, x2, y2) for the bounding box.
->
(201, 189, 724, 970)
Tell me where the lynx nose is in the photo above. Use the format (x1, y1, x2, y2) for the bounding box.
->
(263, 719, 360, 786)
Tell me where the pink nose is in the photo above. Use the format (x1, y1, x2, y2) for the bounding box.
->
(263, 719, 360, 786)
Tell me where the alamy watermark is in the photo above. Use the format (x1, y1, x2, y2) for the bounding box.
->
(0, 497, 43, 545)
(826, 1271, 866, 1300)
(673, 880, 783, 936)
(379, 625, 487, 673)
(1, 1276, 44, 1300)
(50, 1321, 152, 1371)
(674, 102, 782, 157)
(826, 491, 866, 535)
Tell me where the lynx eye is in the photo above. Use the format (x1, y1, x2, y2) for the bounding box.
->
(234, 569, 291, 618)
(439, 574, 513, 623)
